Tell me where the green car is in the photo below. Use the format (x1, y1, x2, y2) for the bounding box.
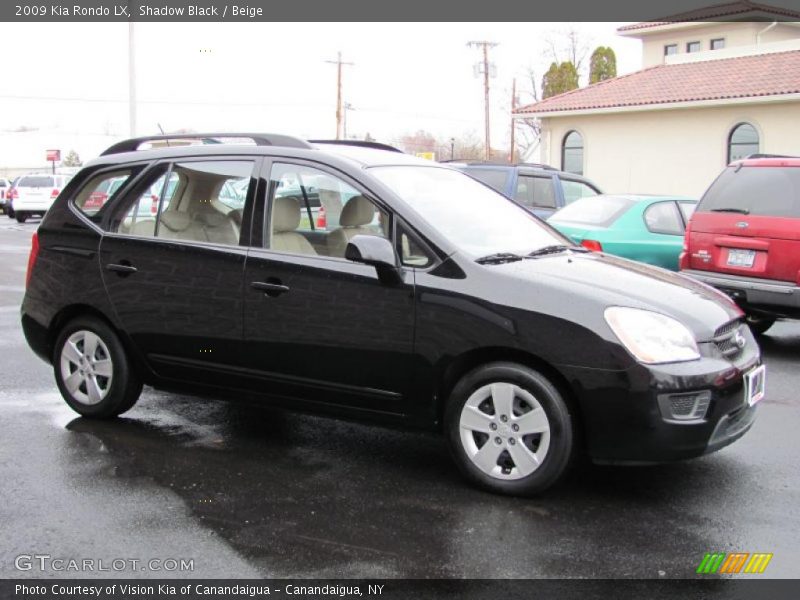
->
(548, 194, 697, 271)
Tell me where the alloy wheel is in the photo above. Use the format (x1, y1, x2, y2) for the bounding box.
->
(459, 382, 551, 480)
(59, 330, 114, 405)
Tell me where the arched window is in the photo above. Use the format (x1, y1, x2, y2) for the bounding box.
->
(728, 123, 759, 163)
(562, 131, 584, 175)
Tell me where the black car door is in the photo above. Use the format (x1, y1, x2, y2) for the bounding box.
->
(99, 158, 259, 385)
(240, 159, 416, 415)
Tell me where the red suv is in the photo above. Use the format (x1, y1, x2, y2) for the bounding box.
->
(680, 157, 800, 334)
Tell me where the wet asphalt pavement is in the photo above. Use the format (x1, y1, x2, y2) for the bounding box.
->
(1, 219, 799, 580)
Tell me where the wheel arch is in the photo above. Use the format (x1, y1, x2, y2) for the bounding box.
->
(47, 304, 150, 380)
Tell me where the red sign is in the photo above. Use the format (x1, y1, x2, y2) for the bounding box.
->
(46, 149, 61, 162)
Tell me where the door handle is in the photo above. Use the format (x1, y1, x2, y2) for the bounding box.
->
(250, 281, 290, 297)
(106, 263, 138, 275)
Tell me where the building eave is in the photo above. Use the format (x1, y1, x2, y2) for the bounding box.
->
(513, 92, 800, 119)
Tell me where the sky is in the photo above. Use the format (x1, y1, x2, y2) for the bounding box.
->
(0, 22, 641, 167)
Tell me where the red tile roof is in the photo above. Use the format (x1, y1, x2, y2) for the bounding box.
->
(514, 50, 800, 115)
(618, 1, 800, 32)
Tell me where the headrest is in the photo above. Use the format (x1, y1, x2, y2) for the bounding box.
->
(340, 195, 375, 227)
(159, 211, 192, 232)
(273, 196, 301, 232)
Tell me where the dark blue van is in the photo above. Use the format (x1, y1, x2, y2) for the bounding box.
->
(450, 162, 602, 219)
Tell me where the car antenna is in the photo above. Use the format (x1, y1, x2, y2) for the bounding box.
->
(157, 123, 170, 146)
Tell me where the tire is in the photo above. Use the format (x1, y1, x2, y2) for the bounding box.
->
(8, 206, 15, 218)
(445, 361, 575, 496)
(15, 212, 27, 223)
(746, 313, 776, 336)
(53, 316, 142, 418)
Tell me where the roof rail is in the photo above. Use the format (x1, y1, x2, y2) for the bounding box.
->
(100, 133, 313, 156)
(309, 140, 403, 153)
(515, 162, 557, 171)
(440, 159, 556, 170)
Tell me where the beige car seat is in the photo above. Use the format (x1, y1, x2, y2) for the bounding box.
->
(327, 195, 378, 257)
(271, 196, 317, 255)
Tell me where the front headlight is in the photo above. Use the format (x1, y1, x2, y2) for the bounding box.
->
(604, 307, 700, 364)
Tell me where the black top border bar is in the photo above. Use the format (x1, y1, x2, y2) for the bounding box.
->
(3, 0, 800, 22)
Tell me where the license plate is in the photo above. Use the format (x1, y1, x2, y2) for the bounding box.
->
(727, 248, 755, 268)
(744, 365, 766, 407)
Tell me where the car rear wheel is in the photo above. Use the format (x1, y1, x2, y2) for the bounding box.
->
(445, 362, 575, 496)
(7, 206, 14, 218)
(746, 313, 776, 336)
(53, 316, 142, 418)
(15, 212, 27, 223)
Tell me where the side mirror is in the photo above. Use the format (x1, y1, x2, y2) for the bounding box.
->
(345, 235, 402, 285)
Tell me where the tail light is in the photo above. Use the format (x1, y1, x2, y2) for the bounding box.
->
(316, 205, 327, 228)
(679, 222, 691, 271)
(51, 189, 60, 199)
(581, 239, 603, 252)
(26, 232, 39, 288)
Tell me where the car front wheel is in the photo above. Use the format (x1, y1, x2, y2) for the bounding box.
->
(445, 362, 575, 496)
(53, 316, 142, 418)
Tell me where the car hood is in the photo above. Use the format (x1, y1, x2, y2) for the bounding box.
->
(482, 250, 741, 340)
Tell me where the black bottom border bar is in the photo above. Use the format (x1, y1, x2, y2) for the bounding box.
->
(3, 579, 800, 600)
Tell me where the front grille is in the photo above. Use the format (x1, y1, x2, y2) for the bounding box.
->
(713, 319, 746, 359)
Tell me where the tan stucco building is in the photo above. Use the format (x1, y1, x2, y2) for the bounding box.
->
(514, 1, 800, 197)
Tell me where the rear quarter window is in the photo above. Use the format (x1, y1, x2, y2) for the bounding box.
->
(73, 169, 138, 219)
(699, 166, 800, 217)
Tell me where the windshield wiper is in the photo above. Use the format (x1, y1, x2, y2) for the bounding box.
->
(475, 252, 524, 265)
(711, 207, 749, 214)
(526, 244, 579, 258)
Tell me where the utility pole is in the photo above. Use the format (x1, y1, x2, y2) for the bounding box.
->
(468, 41, 498, 160)
(325, 52, 354, 140)
(510, 78, 516, 163)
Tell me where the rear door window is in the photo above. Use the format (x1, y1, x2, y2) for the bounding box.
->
(699, 167, 800, 217)
(514, 175, 557, 209)
(644, 201, 683, 235)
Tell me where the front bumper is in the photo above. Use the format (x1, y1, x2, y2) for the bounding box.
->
(560, 329, 761, 464)
(682, 269, 800, 317)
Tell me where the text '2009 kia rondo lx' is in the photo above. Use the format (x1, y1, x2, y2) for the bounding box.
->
(21, 134, 765, 496)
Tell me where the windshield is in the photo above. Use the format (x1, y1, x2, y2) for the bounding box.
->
(369, 166, 568, 258)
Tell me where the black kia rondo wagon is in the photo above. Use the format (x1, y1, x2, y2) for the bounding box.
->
(21, 134, 765, 496)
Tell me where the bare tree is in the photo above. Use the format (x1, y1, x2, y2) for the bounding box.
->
(513, 66, 543, 162)
(544, 26, 594, 84)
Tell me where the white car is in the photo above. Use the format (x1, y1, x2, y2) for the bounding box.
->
(0, 178, 10, 213)
(10, 173, 70, 223)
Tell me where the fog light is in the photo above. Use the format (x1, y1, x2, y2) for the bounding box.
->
(657, 391, 711, 422)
